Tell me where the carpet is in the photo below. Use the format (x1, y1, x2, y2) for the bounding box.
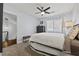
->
(2, 41, 72, 56)
(2, 42, 42, 56)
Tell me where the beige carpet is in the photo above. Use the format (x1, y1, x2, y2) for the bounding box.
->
(2, 42, 73, 56)
(2, 42, 43, 56)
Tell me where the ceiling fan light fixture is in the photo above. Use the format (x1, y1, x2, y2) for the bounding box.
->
(41, 12, 45, 15)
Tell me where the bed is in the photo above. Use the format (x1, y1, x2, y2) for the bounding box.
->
(29, 24, 79, 56)
(29, 33, 72, 56)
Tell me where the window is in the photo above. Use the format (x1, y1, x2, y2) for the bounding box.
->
(46, 19, 62, 33)
(47, 20, 53, 32)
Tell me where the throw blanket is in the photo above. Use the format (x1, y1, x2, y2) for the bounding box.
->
(30, 33, 65, 50)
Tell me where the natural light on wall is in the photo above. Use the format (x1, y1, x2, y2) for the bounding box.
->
(64, 20, 74, 29)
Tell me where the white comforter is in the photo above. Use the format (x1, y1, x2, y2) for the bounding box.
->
(30, 33, 65, 50)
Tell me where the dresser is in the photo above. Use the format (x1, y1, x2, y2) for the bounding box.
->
(36, 25, 45, 33)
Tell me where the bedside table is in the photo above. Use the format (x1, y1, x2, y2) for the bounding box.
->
(23, 36, 31, 43)
(71, 40, 79, 56)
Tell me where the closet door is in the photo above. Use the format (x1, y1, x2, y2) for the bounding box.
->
(53, 19, 63, 33)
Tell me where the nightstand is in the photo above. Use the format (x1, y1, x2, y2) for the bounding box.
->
(23, 36, 31, 43)
(71, 40, 79, 56)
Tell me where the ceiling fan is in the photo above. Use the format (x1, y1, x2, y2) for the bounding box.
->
(35, 6, 55, 16)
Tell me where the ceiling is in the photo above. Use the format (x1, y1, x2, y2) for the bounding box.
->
(4, 3, 75, 18)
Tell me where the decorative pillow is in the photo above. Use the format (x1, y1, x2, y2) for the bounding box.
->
(67, 26, 79, 40)
(64, 25, 79, 53)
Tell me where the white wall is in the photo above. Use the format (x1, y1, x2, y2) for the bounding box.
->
(3, 12, 17, 41)
(8, 22, 17, 40)
(4, 4, 40, 43)
(4, 3, 79, 43)
(73, 4, 79, 24)
(17, 13, 39, 43)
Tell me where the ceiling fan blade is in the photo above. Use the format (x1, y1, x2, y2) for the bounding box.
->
(45, 11, 55, 14)
(37, 7, 42, 12)
(44, 7, 50, 11)
(45, 12, 50, 14)
(35, 12, 41, 14)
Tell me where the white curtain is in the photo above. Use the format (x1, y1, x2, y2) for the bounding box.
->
(46, 19, 63, 33)
(47, 20, 53, 32)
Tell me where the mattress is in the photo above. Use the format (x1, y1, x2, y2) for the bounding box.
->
(30, 42, 72, 56)
(30, 33, 65, 50)
(30, 42, 61, 56)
